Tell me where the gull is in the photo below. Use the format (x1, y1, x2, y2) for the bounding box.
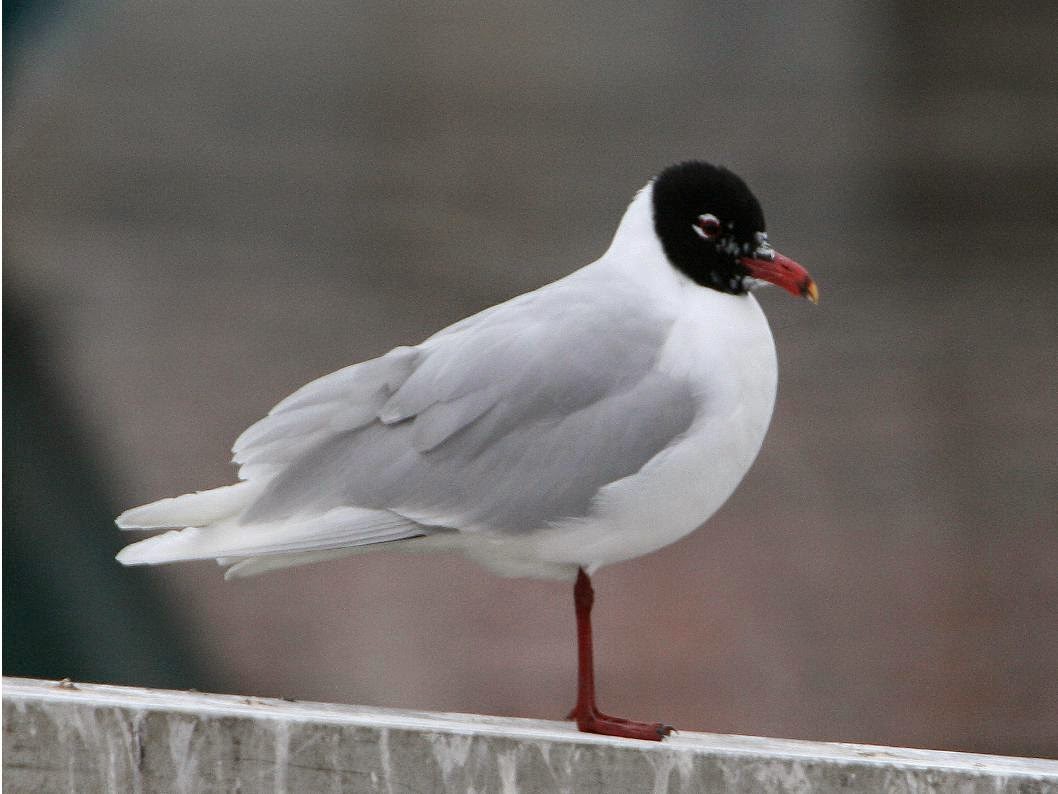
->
(117, 160, 818, 740)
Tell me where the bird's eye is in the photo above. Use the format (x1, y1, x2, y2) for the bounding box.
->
(693, 214, 722, 240)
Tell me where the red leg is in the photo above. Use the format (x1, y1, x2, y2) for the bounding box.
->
(566, 568, 673, 740)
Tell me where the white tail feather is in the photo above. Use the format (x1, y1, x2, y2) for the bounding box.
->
(116, 481, 264, 529)
(115, 506, 424, 566)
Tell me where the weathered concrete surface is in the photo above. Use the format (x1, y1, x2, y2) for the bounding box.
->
(4, 678, 1056, 793)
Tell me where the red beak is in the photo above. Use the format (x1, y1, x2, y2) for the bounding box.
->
(740, 251, 819, 303)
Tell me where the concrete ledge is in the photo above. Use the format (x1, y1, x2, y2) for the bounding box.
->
(4, 677, 1056, 793)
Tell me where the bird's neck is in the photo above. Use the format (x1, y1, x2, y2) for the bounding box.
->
(597, 183, 697, 300)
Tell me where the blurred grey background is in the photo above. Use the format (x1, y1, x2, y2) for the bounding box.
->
(5, 1, 1057, 757)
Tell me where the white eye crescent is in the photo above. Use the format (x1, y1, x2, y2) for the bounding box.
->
(693, 213, 721, 240)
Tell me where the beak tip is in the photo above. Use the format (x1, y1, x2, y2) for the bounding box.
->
(804, 280, 820, 304)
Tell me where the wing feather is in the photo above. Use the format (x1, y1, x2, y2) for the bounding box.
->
(118, 273, 702, 570)
(232, 346, 418, 476)
(117, 506, 424, 565)
(240, 277, 697, 532)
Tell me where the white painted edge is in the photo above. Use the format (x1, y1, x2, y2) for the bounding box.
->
(4, 677, 1057, 780)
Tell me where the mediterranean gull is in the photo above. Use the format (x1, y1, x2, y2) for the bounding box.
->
(117, 160, 818, 740)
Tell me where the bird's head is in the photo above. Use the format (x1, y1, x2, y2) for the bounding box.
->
(651, 161, 818, 303)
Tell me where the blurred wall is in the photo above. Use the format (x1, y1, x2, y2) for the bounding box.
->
(5, 2, 1056, 756)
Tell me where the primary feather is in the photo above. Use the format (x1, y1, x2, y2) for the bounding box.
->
(116, 506, 424, 566)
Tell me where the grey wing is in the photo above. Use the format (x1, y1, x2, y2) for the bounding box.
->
(240, 282, 697, 532)
(232, 345, 418, 480)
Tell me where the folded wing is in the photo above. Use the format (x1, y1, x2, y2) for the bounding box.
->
(118, 276, 699, 570)
(242, 279, 697, 532)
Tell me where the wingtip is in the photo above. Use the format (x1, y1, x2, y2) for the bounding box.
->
(114, 527, 203, 566)
(115, 509, 138, 530)
(115, 534, 164, 565)
(115, 500, 170, 530)
(115, 544, 143, 566)
(115, 502, 170, 529)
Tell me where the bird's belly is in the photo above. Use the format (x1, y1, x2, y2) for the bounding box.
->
(536, 410, 774, 571)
